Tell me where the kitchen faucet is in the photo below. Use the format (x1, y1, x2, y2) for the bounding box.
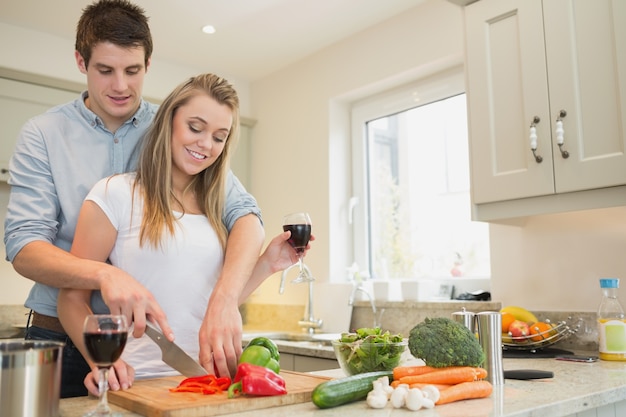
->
(279, 263, 323, 334)
(279, 262, 313, 295)
(348, 281, 384, 328)
(298, 280, 324, 334)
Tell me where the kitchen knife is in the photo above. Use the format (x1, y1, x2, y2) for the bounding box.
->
(144, 322, 207, 377)
(503, 369, 554, 380)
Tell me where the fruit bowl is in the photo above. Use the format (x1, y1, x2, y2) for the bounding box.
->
(502, 318, 583, 351)
(332, 339, 408, 376)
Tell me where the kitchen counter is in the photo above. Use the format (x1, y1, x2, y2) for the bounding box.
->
(59, 355, 626, 417)
(241, 334, 337, 360)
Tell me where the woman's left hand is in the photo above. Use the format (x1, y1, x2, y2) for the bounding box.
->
(263, 230, 314, 273)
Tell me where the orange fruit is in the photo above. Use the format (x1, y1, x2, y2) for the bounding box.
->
(501, 312, 516, 333)
(528, 322, 553, 342)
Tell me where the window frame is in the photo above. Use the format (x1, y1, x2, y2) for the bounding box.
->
(349, 65, 467, 278)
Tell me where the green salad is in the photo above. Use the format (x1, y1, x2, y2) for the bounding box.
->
(334, 327, 406, 374)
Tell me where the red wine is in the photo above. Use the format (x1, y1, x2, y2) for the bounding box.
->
(283, 224, 311, 253)
(84, 331, 128, 367)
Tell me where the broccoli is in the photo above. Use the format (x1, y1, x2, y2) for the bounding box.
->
(408, 317, 485, 368)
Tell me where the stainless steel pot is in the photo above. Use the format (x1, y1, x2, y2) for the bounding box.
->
(0, 339, 64, 417)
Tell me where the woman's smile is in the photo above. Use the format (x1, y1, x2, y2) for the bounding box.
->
(186, 147, 207, 160)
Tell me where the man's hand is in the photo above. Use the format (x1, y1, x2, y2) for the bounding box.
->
(84, 358, 135, 397)
(99, 266, 173, 341)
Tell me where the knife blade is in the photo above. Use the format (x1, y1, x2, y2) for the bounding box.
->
(144, 322, 207, 377)
(503, 369, 554, 380)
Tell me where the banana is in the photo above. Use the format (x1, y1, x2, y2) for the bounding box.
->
(500, 306, 538, 324)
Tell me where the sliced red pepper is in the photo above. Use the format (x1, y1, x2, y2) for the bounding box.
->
(227, 363, 287, 398)
(178, 374, 216, 384)
(171, 385, 220, 395)
(169, 374, 232, 395)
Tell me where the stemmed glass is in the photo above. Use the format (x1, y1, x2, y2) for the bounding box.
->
(82, 314, 128, 417)
(283, 212, 313, 283)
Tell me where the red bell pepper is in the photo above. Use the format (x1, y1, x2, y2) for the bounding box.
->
(227, 362, 287, 398)
(170, 374, 231, 395)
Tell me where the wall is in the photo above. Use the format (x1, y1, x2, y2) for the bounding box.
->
(246, 0, 626, 312)
(247, 0, 466, 306)
(490, 206, 626, 313)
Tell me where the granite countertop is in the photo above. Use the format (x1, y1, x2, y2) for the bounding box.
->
(59, 354, 626, 417)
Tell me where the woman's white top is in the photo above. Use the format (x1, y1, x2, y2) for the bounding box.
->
(86, 173, 223, 378)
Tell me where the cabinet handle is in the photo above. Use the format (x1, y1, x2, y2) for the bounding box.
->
(556, 110, 569, 159)
(529, 116, 543, 163)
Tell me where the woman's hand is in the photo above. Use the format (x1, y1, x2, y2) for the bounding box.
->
(262, 230, 315, 274)
(84, 358, 135, 396)
(238, 231, 316, 305)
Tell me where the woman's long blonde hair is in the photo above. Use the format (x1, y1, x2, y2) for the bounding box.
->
(134, 73, 240, 250)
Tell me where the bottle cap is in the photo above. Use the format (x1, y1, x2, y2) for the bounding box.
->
(600, 278, 619, 288)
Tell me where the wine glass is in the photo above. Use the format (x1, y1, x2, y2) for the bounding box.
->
(82, 314, 128, 417)
(283, 212, 313, 283)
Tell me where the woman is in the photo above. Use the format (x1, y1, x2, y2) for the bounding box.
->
(58, 73, 307, 395)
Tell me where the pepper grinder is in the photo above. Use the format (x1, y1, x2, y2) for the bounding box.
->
(451, 308, 476, 333)
(476, 311, 504, 386)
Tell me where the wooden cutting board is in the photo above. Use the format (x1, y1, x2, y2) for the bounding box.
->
(108, 371, 331, 417)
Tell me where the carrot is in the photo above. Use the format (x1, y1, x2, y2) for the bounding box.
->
(391, 380, 453, 390)
(474, 367, 488, 380)
(389, 380, 453, 391)
(393, 365, 438, 380)
(409, 382, 453, 391)
(436, 380, 493, 405)
(396, 366, 482, 386)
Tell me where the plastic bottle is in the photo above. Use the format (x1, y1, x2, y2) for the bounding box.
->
(598, 278, 626, 361)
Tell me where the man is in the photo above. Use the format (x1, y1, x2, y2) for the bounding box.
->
(3, 0, 264, 398)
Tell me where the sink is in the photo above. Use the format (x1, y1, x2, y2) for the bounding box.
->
(242, 332, 341, 346)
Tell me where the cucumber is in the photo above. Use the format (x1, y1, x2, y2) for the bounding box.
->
(311, 370, 393, 409)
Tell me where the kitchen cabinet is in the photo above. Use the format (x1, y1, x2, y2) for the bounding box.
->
(566, 399, 626, 417)
(0, 77, 79, 181)
(464, 0, 626, 219)
(278, 352, 338, 372)
(0, 72, 255, 188)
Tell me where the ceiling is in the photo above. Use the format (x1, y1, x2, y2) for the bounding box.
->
(0, 0, 426, 83)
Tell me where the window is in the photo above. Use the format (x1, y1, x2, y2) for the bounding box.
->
(350, 67, 490, 280)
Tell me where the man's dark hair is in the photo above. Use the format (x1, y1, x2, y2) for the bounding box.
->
(75, 0, 153, 67)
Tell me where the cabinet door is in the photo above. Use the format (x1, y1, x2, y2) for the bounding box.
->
(279, 353, 295, 371)
(543, 0, 626, 193)
(292, 356, 338, 373)
(465, 0, 554, 204)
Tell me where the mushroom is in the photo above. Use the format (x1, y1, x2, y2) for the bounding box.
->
(405, 388, 425, 411)
(390, 384, 409, 408)
(366, 382, 389, 409)
(421, 384, 441, 403)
